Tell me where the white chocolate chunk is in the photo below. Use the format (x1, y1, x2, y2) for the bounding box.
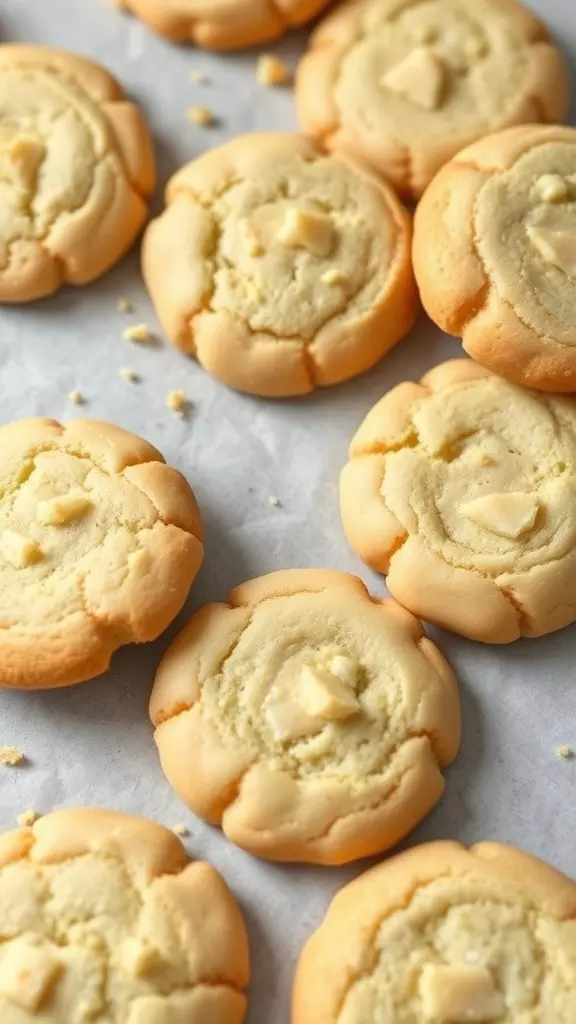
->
(8, 135, 45, 188)
(420, 964, 505, 1022)
(533, 173, 568, 203)
(0, 530, 42, 568)
(0, 941, 62, 1011)
(381, 48, 445, 111)
(321, 268, 346, 286)
(123, 938, 161, 978)
(242, 219, 264, 257)
(277, 208, 334, 258)
(299, 664, 359, 720)
(329, 654, 358, 687)
(37, 493, 92, 526)
(459, 492, 539, 539)
(527, 223, 576, 277)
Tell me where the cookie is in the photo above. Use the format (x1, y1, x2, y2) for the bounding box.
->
(341, 358, 576, 644)
(118, 0, 330, 50)
(0, 417, 203, 689)
(0, 44, 155, 303)
(150, 569, 460, 865)
(0, 807, 249, 1023)
(414, 125, 576, 391)
(295, 0, 567, 199)
(142, 133, 415, 397)
(293, 839, 576, 1023)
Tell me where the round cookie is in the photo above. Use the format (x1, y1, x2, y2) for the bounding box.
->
(0, 44, 155, 303)
(118, 0, 331, 50)
(150, 569, 460, 865)
(293, 839, 576, 1024)
(414, 124, 576, 391)
(0, 417, 203, 689)
(295, 0, 568, 199)
(142, 132, 416, 397)
(340, 358, 576, 644)
(0, 807, 250, 1023)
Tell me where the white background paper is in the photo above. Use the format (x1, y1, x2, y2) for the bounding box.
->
(0, 1, 575, 1019)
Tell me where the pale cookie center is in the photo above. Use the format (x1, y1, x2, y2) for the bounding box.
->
(420, 964, 505, 1022)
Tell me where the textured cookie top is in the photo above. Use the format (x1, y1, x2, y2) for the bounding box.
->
(150, 569, 459, 864)
(0, 808, 249, 1023)
(120, 0, 330, 50)
(293, 840, 576, 1024)
(341, 359, 576, 643)
(296, 0, 567, 197)
(0, 45, 155, 302)
(142, 133, 415, 396)
(414, 125, 576, 390)
(0, 418, 203, 689)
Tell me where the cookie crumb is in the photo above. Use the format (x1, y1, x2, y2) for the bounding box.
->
(17, 808, 38, 828)
(67, 389, 84, 405)
(116, 297, 133, 314)
(119, 367, 139, 383)
(188, 70, 206, 85)
(0, 746, 25, 767)
(257, 55, 291, 86)
(555, 744, 574, 759)
(166, 390, 187, 414)
(172, 823, 189, 837)
(123, 324, 153, 344)
(268, 495, 281, 507)
(186, 105, 215, 126)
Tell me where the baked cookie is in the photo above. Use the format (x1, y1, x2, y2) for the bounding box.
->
(414, 125, 576, 392)
(295, 0, 567, 199)
(118, 0, 331, 50)
(0, 807, 249, 1023)
(341, 359, 576, 644)
(0, 44, 155, 303)
(0, 417, 203, 689)
(293, 839, 576, 1023)
(142, 133, 416, 397)
(150, 569, 460, 865)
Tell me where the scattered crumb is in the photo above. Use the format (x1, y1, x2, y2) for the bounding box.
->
(119, 367, 139, 383)
(123, 324, 154, 344)
(17, 808, 38, 828)
(116, 297, 133, 314)
(555, 744, 574, 759)
(186, 105, 216, 127)
(166, 389, 188, 414)
(0, 746, 25, 767)
(268, 495, 281, 508)
(172, 823, 189, 837)
(257, 54, 291, 87)
(189, 70, 206, 85)
(67, 389, 84, 405)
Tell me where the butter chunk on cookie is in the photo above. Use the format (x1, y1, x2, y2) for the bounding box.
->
(0, 417, 204, 689)
(142, 133, 416, 397)
(294, 840, 576, 1024)
(0, 44, 156, 304)
(0, 808, 250, 1023)
(150, 568, 459, 865)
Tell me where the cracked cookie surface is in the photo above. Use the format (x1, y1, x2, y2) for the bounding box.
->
(149, 569, 460, 865)
(0, 417, 203, 689)
(142, 133, 415, 397)
(0, 44, 155, 303)
(0, 807, 249, 1023)
(295, 0, 567, 199)
(414, 124, 576, 391)
(118, 0, 331, 50)
(293, 840, 576, 1024)
(340, 359, 576, 643)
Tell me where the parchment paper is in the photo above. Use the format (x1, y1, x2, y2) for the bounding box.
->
(0, 1, 575, 1019)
